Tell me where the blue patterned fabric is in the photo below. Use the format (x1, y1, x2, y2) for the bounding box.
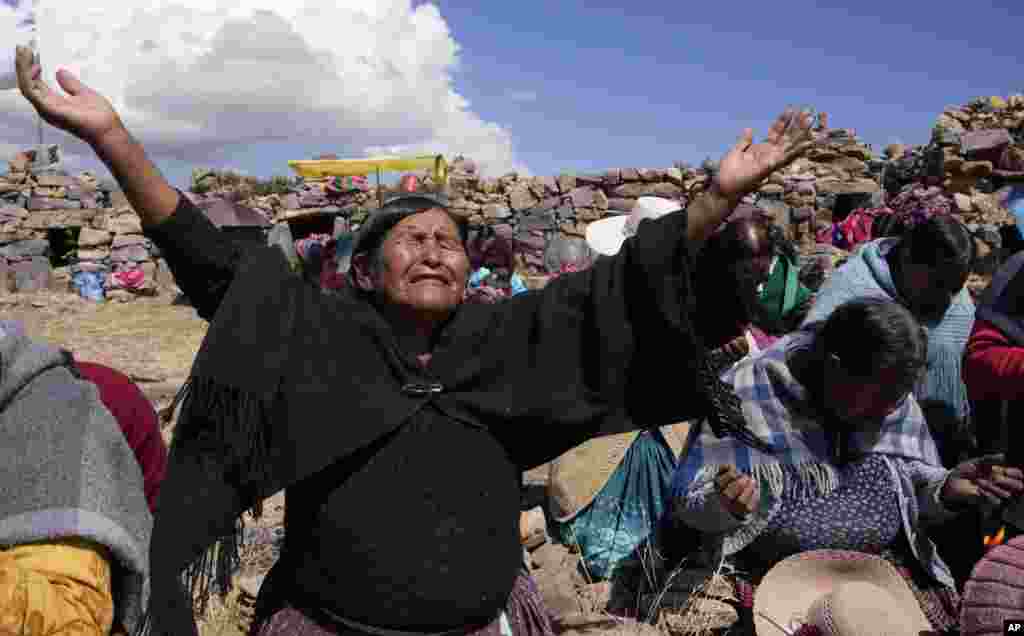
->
(557, 430, 677, 580)
(750, 455, 902, 561)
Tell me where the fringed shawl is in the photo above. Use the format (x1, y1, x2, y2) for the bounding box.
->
(670, 331, 951, 585)
(139, 200, 707, 636)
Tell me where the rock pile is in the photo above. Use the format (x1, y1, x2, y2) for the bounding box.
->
(6, 95, 1024, 301)
(0, 147, 170, 299)
(757, 121, 884, 244)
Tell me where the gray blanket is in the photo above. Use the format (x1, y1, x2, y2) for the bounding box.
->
(0, 320, 152, 631)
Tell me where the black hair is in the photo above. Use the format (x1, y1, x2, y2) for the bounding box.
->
(695, 216, 778, 339)
(815, 297, 928, 383)
(694, 215, 784, 453)
(701, 216, 774, 265)
(764, 222, 799, 266)
(355, 194, 468, 259)
(901, 214, 974, 274)
(359, 200, 469, 277)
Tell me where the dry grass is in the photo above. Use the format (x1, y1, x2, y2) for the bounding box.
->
(557, 495, 731, 636)
(13, 292, 206, 380)
(197, 587, 248, 636)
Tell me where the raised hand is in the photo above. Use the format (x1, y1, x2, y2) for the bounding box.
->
(716, 465, 759, 518)
(715, 107, 817, 202)
(15, 45, 126, 147)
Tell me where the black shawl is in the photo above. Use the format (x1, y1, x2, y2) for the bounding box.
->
(139, 209, 708, 636)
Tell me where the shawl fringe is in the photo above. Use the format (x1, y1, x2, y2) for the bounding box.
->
(690, 459, 838, 562)
(136, 374, 279, 636)
(169, 374, 275, 519)
(691, 459, 838, 516)
(700, 345, 776, 454)
(134, 518, 244, 636)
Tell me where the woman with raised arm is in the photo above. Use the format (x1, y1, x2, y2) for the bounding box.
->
(15, 46, 816, 636)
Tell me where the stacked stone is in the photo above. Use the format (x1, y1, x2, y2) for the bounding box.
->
(91, 190, 166, 301)
(931, 95, 1024, 223)
(762, 121, 883, 246)
(272, 173, 375, 224)
(445, 166, 701, 275)
(0, 147, 111, 293)
(930, 94, 1024, 291)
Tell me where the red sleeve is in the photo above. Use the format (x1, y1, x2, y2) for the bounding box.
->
(74, 361, 168, 513)
(963, 318, 1024, 401)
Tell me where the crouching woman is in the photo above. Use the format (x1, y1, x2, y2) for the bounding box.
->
(665, 298, 1022, 633)
(0, 320, 151, 635)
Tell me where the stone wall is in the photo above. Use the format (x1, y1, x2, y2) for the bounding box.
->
(2, 94, 1022, 301)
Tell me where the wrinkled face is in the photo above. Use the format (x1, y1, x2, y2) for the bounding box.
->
(822, 362, 918, 426)
(374, 209, 470, 319)
(897, 253, 967, 320)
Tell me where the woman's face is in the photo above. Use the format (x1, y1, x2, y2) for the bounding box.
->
(822, 362, 918, 425)
(897, 252, 968, 320)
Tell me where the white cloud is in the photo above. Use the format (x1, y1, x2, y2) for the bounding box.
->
(0, 1, 526, 177)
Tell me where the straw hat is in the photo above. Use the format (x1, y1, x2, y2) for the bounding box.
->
(584, 197, 682, 256)
(961, 533, 1024, 635)
(754, 550, 930, 636)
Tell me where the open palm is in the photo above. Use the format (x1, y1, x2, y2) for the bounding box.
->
(15, 45, 125, 146)
(716, 108, 817, 201)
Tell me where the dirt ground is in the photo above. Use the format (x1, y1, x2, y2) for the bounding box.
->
(16, 290, 685, 636)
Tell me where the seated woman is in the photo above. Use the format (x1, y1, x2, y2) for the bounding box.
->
(693, 208, 780, 352)
(964, 251, 1024, 533)
(667, 298, 1023, 634)
(803, 214, 976, 467)
(756, 223, 815, 335)
(0, 320, 151, 635)
(64, 355, 168, 513)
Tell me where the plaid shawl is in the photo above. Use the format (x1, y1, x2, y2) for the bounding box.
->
(670, 330, 950, 583)
(674, 330, 940, 495)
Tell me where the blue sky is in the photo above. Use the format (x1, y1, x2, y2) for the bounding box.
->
(436, 0, 1022, 172)
(9, 1, 1024, 188)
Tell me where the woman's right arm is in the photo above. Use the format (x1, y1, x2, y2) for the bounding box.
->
(14, 46, 240, 319)
(142, 193, 242, 320)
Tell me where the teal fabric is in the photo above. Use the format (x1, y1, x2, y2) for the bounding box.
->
(556, 430, 678, 580)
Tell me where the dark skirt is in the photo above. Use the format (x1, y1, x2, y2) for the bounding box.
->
(251, 570, 555, 636)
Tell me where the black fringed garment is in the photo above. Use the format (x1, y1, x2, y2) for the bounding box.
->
(141, 193, 707, 636)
